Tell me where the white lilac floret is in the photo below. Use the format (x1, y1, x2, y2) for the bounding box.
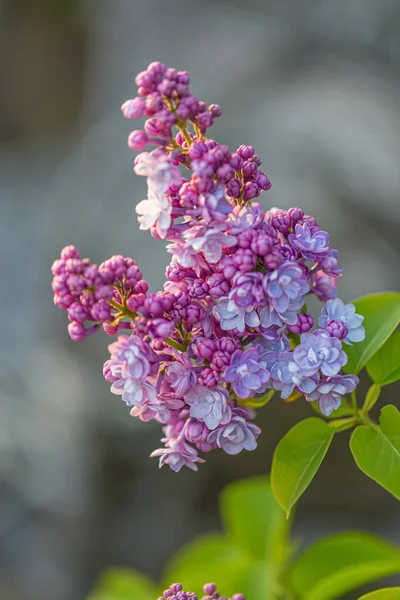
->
(50, 61, 365, 471)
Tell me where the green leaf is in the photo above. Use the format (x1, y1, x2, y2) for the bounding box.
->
(289, 532, 400, 600)
(367, 330, 400, 386)
(220, 476, 289, 564)
(350, 405, 400, 500)
(87, 568, 156, 600)
(358, 589, 400, 600)
(271, 418, 334, 516)
(344, 292, 400, 375)
(162, 534, 257, 598)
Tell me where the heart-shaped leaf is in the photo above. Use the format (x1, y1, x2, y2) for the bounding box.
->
(350, 405, 400, 500)
(271, 418, 334, 516)
(220, 476, 288, 563)
(344, 292, 400, 375)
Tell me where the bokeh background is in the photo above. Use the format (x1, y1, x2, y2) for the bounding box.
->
(1, 1, 400, 599)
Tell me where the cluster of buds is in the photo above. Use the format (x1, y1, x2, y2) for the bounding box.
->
(159, 582, 244, 600)
(51, 62, 365, 471)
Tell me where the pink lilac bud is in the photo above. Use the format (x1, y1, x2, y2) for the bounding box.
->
(148, 318, 175, 339)
(144, 118, 162, 136)
(288, 312, 314, 334)
(271, 210, 291, 235)
(128, 130, 149, 150)
(197, 111, 214, 133)
(188, 279, 209, 299)
(186, 420, 213, 444)
(51, 259, 66, 276)
(91, 299, 112, 321)
(287, 207, 304, 223)
(232, 248, 257, 272)
(61, 245, 80, 260)
(103, 322, 119, 336)
(134, 279, 149, 294)
(237, 229, 256, 249)
(144, 294, 167, 317)
(210, 350, 230, 372)
(179, 183, 199, 208)
(216, 163, 235, 183)
(242, 160, 258, 180)
(226, 177, 242, 198)
(253, 170, 271, 190)
(237, 145, 254, 160)
(229, 154, 243, 171)
(54, 292, 74, 309)
(157, 78, 176, 97)
(144, 92, 163, 116)
(68, 302, 90, 322)
(325, 319, 349, 340)
(250, 231, 276, 256)
(203, 584, 216, 596)
(65, 258, 84, 275)
(219, 256, 236, 279)
(127, 293, 146, 312)
(194, 338, 217, 360)
(263, 246, 283, 270)
(207, 273, 230, 298)
(217, 337, 241, 354)
(95, 284, 114, 301)
(243, 181, 260, 201)
(186, 302, 205, 326)
(121, 97, 145, 119)
(152, 339, 165, 351)
(188, 142, 206, 159)
(68, 321, 87, 341)
(209, 104, 222, 118)
(52, 274, 67, 293)
(198, 368, 219, 388)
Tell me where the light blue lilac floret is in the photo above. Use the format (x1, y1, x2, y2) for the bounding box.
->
(293, 329, 348, 377)
(319, 298, 365, 345)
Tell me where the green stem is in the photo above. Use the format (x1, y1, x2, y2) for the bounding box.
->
(362, 383, 381, 413)
(165, 338, 186, 353)
(361, 413, 380, 431)
(328, 417, 357, 433)
(109, 300, 137, 320)
(179, 124, 193, 146)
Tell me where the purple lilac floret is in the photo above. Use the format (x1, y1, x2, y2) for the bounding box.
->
(159, 582, 245, 600)
(50, 61, 365, 471)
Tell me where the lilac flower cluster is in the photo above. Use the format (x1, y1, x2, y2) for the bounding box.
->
(51, 61, 366, 471)
(159, 582, 244, 600)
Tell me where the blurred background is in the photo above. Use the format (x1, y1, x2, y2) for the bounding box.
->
(1, 0, 400, 598)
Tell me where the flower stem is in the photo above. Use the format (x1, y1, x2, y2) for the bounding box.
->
(165, 337, 186, 353)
